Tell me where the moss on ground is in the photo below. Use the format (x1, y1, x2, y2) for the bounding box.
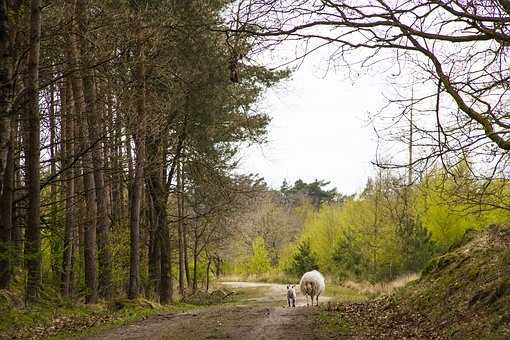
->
(396, 224, 510, 339)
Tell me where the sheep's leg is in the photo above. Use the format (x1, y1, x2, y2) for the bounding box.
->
(316, 294, 319, 306)
(292, 298, 295, 307)
(306, 295, 309, 307)
(287, 298, 290, 307)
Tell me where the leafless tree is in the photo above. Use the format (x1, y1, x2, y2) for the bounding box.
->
(230, 1, 510, 184)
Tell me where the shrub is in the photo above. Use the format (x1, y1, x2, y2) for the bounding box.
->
(247, 237, 272, 274)
(287, 239, 319, 275)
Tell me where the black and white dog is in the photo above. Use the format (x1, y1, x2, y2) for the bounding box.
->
(287, 284, 296, 307)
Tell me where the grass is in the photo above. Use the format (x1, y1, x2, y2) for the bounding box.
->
(0, 297, 197, 340)
(341, 273, 418, 296)
(316, 309, 352, 337)
(325, 285, 369, 303)
(221, 272, 299, 284)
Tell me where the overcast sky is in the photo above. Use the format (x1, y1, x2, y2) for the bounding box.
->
(237, 50, 392, 195)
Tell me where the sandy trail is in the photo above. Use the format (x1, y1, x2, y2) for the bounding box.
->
(78, 282, 331, 340)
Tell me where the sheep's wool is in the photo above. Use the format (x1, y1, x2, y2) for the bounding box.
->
(287, 286, 296, 299)
(299, 270, 325, 298)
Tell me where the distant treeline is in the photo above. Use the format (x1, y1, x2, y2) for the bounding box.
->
(227, 164, 510, 282)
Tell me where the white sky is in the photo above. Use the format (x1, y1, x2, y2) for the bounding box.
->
(237, 51, 391, 195)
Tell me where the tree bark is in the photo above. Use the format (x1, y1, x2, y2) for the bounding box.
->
(128, 22, 146, 300)
(205, 257, 211, 293)
(192, 223, 198, 293)
(0, 117, 14, 289)
(0, 0, 12, 199)
(48, 83, 59, 281)
(65, 0, 97, 303)
(146, 134, 172, 303)
(61, 78, 75, 297)
(147, 186, 160, 298)
(147, 170, 172, 303)
(25, 0, 42, 303)
(184, 221, 191, 288)
(12, 119, 22, 269)
(76, 0, 112, 300)
(177, 161, 185, 295)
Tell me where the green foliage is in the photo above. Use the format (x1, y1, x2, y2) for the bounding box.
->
(287, 239, 319, 275)
(414, 172, 484, 249)
(396, 214, 436, 272)
(281, 179, 338, 209)
(246, 237, 272, 274)
(297, 204, 344, 271)
(331, 229, 366, 278)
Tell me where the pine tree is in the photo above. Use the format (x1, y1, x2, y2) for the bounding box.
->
(288, 239, 319, 275)
(397, 214, 436, 272)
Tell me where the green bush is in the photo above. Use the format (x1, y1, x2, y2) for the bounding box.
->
(331, 230, 366, 279)
(246, 237, 272, 274)
(287, 239, 319, 275)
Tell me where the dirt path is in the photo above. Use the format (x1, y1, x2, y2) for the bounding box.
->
(78, 282, 331, 340)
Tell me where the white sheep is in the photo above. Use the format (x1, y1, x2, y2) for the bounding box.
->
(299, 270, 325, 306)
(286, 284, 296, 307)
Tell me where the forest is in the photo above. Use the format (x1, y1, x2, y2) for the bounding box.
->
(0, 0, 290, 304)
(1, 0, 510, 339)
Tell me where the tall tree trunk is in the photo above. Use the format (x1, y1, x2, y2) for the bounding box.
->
(107, 69, 124, 227)
(65, 0, 97, 303)
(128, 23, 146, 299)
(110, 101, 122, 226)
(12, 118, 22, 269)
(214, 255, 221, 277)
(147, 187, 160, 298)
(0, 117, 14, 289)
(146, 135, 172, 303)
(0, 0, 13, 199)
(25, 0, 42, 303)
(80, 151, 97, 304)
(76, 0, 112, 300)
(147, 171, 172, 304)
(205, 257, 211, 293)
(192, 233, 198, 293)
(48, 83, 59, 281)
(159, 196, 171, 304)
(61, 78, 75, 297)
(183, 219, 190, 288)
(177, 161, 185, 295)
